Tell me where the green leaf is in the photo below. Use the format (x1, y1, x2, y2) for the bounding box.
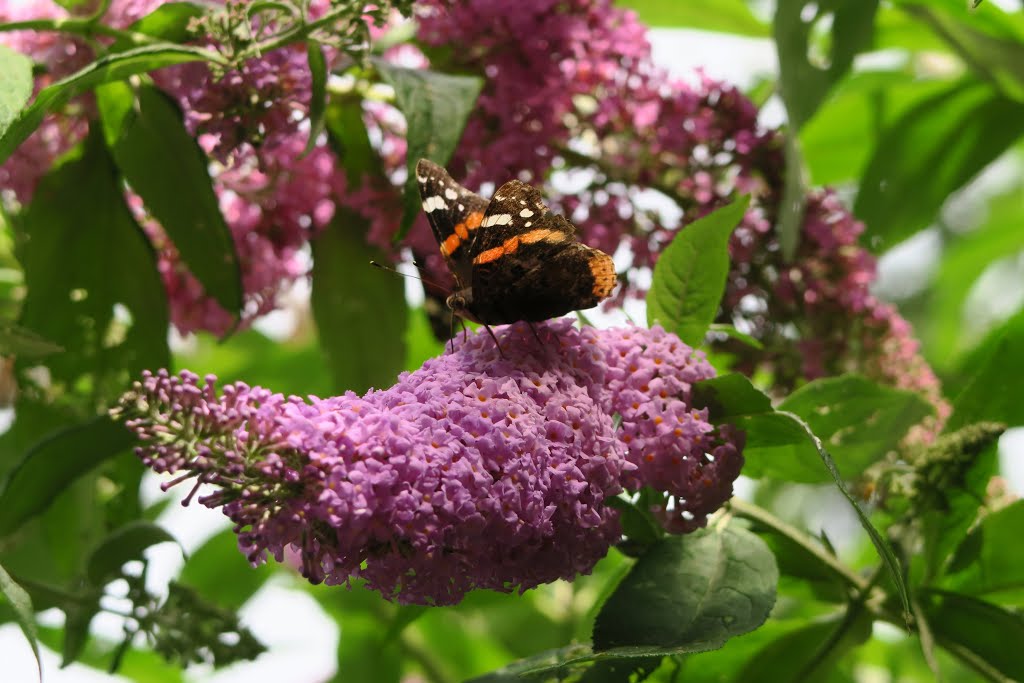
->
(693, 374, 826, 483)
(774, 0, 880, 130)
(0, 43, 213, 165)
(945, 307, 1024, 432)
(781, 411, 911, 617)
(179, 529, 274, 610)
(0, 416, 136, 536)
(0, 562, 41, 682)
(647, 196, 750, 345)
(918, 589, 1024, 681)
(86, 521, 181, 586)
(0, 44, 33, 140)
(733, 610, 873, 682)
(777, 375, 934, 477)
(0, 322, 63, 357)
(304, 44, 328, 156)
(127, 2, 205, 43)
(943, 500, 1024, 604)
(592, 524, 777, 652)
(97, 82, 242, 317)
(923, 184, 1024, 369)
(615, 0, 769, 35)
(325, 97, 381, 185)
(903, 3, 1024, 101)
(372, 59, 483, 241)
(855, 78, 1024, 250)
(311, 210, 408, 393)
(18, 129, 169, 398)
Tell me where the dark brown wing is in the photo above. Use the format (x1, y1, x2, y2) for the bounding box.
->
(415, 159, 489, 286)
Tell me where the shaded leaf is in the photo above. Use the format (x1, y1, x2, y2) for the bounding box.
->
(616, 0, 769, 35)
(943, 500, 1024, 604)
(855, 78, 1024, 250)
(0, 416, 135, 536)
(593, 524, 777, 652)
(774, 0, 880, 130)
(734, 610, 872, 682)
(0, 562, 41, 682)
(86, 521, 181, 586)
(18, 130, 169, 398)
(0, 44, 33, 140)
(945, 307, 1024, 432)
(647, 196, 749, 345)
(778, 375, 934, 477)
(918, 589, 1024, 681)
(372, 59, 482, 240)
(311, 211, 408, 393)
(0, 43, 212, 165)
(97, 82, 242, 316)
(325, 97, 382, 185)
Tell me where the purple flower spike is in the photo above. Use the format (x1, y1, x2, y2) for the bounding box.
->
(115, 320, 743, 605)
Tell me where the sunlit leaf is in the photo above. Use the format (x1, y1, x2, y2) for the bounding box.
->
(0, 44, 33, 140)
(615, 0, 769, 35)
(0, 562, 41, 682)
(373, 60, 482, 240)
(647, 197, 749, 345)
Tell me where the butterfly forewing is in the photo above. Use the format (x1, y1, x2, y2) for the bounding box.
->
(415, 159, 489, 285)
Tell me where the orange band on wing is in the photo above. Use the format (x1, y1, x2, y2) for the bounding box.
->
(440, 233, 462, 257)
(441, 211, 485, 257)
(472, 229, 569, 265)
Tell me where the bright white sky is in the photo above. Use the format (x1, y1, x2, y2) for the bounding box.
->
(2, 24, 1023, 683)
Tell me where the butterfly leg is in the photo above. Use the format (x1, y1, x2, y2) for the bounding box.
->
(526, 321, 545, 347)
(483, 324, 505, 358)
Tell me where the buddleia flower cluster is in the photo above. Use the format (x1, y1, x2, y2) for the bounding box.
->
(113, 320, 744, 605)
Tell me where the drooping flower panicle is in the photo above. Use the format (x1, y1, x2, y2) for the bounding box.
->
(116, 320, 743, 605)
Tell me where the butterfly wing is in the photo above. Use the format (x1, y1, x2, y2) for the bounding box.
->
(415, 159, 489, 286)
(467, 179, 616, 324)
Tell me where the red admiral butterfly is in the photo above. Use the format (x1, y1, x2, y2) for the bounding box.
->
(416, 159, 616, 328)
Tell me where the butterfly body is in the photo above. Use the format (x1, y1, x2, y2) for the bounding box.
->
(416, 159, 616, 326)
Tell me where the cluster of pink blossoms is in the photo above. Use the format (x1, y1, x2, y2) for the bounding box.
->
(115, 321, 743, 605)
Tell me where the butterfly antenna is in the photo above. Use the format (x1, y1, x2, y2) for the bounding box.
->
(369, 260, 448, 292)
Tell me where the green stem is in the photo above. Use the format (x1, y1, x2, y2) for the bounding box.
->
(0, 18, 159, 47)
(239, 4, 355, 58)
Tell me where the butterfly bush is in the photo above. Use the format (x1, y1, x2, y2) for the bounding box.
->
(397, 0, 950, 429)
(114, 320, 744, 605)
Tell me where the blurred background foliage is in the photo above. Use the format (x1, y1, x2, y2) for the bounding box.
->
(0, 0, 1023, 681)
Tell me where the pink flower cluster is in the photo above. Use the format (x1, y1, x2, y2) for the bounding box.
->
(115, 320, 744, 604)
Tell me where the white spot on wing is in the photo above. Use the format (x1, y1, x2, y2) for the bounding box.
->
(445, 188, 458, 200)
(422, 196, 448, 212)
(519, 208, 534, 218)
(525, 221, 532, 227)
(482, 213, 513, 227)
(416, 174, 428, 183)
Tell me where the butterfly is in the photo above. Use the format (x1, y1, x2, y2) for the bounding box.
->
(416, 159, 616, 333)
